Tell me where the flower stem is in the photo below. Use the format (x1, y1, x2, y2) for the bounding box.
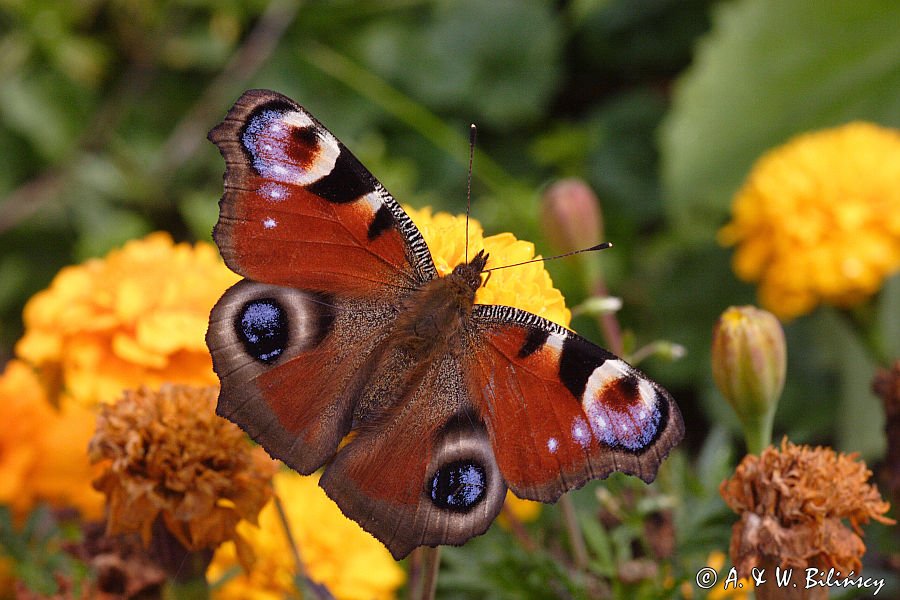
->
(274, 494, 306, 578)
(149, 517, 212, 593)
(500, 504, 538, 551)
(741, 409, 775, 455)
(559, 495, 589, 570)
(419, 546, 441, 600)
(591, 279, 624, 357)
(273, 494, 334, 599)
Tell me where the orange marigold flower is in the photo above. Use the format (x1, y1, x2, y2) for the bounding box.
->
(208, 471, 405, 600)
(15, 232, 239, 407)
(88, 385, 276, 567)
(0, 360, 104, 519)
(405, 206, 571, 328)
(719, 122, 900, 320)
(720, 438, 895, 579)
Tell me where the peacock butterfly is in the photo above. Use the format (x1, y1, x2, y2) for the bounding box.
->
(206, 89, 684, 560)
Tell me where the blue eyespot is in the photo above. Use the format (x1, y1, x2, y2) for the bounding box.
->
(236, 299, 288, 364)
(428, 460, 487, 512)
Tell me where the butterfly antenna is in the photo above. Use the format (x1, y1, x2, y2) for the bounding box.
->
(465, 123, 477, 264)
(483, 242, 613, 273)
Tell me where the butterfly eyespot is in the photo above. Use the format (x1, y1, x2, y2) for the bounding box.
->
(289, 126, 319, 159)
(235, 298, 289, 364)
(428, 459, 487, 512)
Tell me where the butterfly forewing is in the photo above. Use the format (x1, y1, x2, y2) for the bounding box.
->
(468, 305, 684, 501)
(208, 89, 436, 296)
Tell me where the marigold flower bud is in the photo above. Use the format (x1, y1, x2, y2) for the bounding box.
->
(712, 306, 786, 453)
(540, 178, 603, 255)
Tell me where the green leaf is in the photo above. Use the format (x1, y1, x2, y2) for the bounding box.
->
(71, 198, 151, 260)
(660, 0, 900, 241)
(818, 309, 886, 459)
(580, 512, 615, 575)
(369, 0, 563, 129)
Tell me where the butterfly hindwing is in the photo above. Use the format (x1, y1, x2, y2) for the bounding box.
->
(208, 89, 436, 297)
(319, 352, 507, 560)
(468, 305, 684, 502)
(207, 281, 398, 474)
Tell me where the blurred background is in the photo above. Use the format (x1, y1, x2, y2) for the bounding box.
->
(1, 0, 899, 597)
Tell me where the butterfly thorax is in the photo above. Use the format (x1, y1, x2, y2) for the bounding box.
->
(348, 251, 489, 424)
(392, 250, 489, 355)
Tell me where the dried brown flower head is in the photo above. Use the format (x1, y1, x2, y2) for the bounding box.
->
(720, 438, 895, 577)
(88, 385, 277, 568)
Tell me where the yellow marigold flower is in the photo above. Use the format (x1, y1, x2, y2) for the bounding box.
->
(88, 385, 277, 566)
(719, 122, 900, 320)
(15, 232, 239, 406)
(720, 438, 895, 579)
(501, 491, 542, 523)
(405, 206, 571, 328)
(209, 470, 405, 600)
(0, 359, 104, 519)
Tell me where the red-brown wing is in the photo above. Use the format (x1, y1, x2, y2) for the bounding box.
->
(319, 353, 507, 560)
(468, 305, 684, 502)
(207, 281, 398, 475)
(208, 89, 436, 297)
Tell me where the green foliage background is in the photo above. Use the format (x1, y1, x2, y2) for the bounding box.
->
(1, 0, 898, 597)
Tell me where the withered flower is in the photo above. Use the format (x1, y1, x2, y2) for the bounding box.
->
(720, 438, 894, 582)
(89, 385, 277, 569)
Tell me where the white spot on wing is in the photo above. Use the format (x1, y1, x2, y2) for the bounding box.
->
(547, 437, 559, 453)
(259, 183, 287, 202)
(263, 217, 277, 229)
(362, 190, 384, 214)
(546, 332, 566, 354)
(571, 416, 591, 448)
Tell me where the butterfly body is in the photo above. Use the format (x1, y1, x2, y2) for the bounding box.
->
(207, 89, 684, 559)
